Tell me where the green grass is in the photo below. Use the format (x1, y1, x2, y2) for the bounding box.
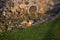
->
(0, 18, 60, 40)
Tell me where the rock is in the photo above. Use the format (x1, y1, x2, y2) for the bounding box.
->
(7, 27, 13, 31)
(0, 29, 3, 33)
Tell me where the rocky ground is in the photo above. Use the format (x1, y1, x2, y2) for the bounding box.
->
(0, 0, 60, 32)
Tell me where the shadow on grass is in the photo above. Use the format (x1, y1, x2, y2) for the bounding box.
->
(44, 18, 60, 40)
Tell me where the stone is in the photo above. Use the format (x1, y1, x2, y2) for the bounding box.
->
(0, 29, 3, 33)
